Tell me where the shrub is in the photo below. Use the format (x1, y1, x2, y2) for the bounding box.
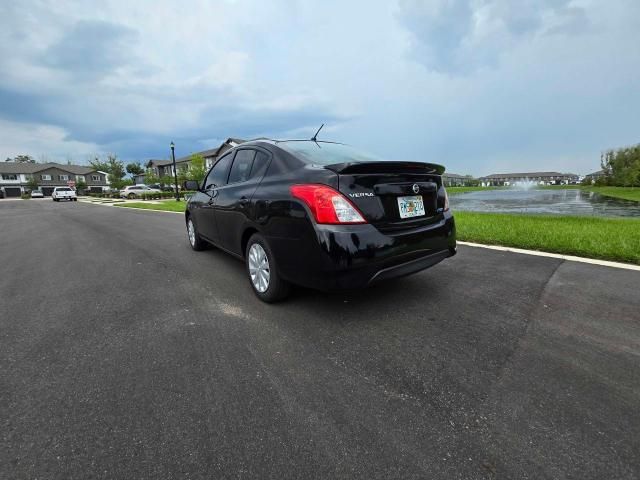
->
(21, 193, 31, 199)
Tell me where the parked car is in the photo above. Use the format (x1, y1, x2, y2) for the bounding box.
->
(147, 183, 174, 192)
(52, 186, 77, 202)
(30, 190, 44, 198)
(183, 140, 456, 302)
(120, 185, 162, 199)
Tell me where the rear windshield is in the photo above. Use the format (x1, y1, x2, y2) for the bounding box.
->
(56, 187, 72, 191)
(278, 141, 381, 166)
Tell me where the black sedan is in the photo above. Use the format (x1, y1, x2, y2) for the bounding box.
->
(184, 140, 456, 302)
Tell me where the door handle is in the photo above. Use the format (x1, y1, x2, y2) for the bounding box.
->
(239, 196, 249, 205)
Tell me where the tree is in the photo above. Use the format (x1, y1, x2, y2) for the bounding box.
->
(76, 179, 87, 194)
(159, 174, 173, 188)
(90, 154, 126, 189)
(6, 155, 35, 163)
(126, 162, 144, 176)
(26, 176, 39, 191)
(188, 154, 207, 183)
(144, 168, 160, 186)
(601, 143, 640, 187)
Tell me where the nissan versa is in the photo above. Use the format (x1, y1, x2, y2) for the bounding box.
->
(184, 139, 456, 302)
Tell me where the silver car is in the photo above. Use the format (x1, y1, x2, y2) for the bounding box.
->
(30, 190, 44, 198)
(120, 185, 162, 199)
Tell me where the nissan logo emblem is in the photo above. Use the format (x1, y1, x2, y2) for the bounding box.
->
(412, 184, 420, 194)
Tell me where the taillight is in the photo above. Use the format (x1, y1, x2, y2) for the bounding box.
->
(290, 184, 367, 224)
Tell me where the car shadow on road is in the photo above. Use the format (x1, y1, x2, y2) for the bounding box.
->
(194, 245, 452, 318)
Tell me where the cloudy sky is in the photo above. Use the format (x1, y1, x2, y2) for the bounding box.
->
(1, 0, 638, 175)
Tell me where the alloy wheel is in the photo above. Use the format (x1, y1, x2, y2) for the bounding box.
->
(187, 220, 196, 246)
(248, 243, 270, 293)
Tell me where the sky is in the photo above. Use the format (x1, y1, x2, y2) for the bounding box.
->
(0, 0, 638, 176)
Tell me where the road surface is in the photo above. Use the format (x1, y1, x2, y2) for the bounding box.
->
(1, 200, 639, 479)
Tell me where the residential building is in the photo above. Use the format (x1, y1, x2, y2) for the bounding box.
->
(442, 173, 476, 187)
(144, 138, 245, 180)
(0, 162, 108, 197)
(584, 170, 607, 183)
(478, 171, 579, 186)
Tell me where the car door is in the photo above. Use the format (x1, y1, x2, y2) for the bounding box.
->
(214, 148, 271, 255)
(192, 152, 234, 244)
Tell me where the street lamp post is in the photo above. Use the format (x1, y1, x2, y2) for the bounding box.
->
(170, 141, 180, 201)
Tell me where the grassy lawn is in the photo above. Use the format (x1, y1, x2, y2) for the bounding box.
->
(451, 184, 640, 202)
(455, 212, 640, 264)
(447, 186, 499, 195)
(587, 187, 640, 202)
(114, 200, 186, 212)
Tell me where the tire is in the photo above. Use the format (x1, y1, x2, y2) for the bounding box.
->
(186, 217, 207, 251)
(245, 233, 290, 303)
(128, 194, 136, 199)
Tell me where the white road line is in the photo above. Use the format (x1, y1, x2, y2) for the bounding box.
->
(458, 241, 640, 272)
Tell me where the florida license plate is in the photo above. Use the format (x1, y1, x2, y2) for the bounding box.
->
(397, 195, 425, 219)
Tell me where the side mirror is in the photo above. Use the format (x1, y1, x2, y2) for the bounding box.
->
(183, 180, 199, 191)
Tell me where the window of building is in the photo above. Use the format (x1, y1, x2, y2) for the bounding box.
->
(92, 175, 100, 181)
(59, 175, 69, 181)
(1, 174, 18, 180)
(41, 175, 52, 181)
(76, 175, 85, 182)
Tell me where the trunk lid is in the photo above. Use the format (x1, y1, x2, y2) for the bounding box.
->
(326, 161, 446, 231)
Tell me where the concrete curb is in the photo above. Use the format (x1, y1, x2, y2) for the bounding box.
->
(458, 241, 640, 272)
(112, 205, 184, 214)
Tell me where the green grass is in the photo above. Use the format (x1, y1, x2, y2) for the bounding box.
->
(455, 212, 640, 264)
(114, 200, 186, 212)
(447, 186, 500, 195)
(587, 187, 640, 202)
(451, 184, 640, 202)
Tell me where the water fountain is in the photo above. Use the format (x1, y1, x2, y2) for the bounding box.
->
(511, 179, 538, 190)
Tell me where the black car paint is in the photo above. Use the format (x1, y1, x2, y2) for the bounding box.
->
(186, 140, 456, 291)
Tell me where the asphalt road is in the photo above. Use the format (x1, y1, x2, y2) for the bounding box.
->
(1, 199, 639, 480)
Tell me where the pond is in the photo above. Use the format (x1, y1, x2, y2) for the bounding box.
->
(449, 188, 640, 217)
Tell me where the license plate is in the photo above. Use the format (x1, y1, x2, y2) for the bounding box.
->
(397, 195, 425, 219)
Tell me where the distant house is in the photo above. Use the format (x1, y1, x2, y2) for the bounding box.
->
(442, 173, 475, 187)
(145, 159, 173, 178)
(0, 162, 108, 197)
(584, 170, 607, 184)
(478, 171, 579, 186)
(145, 138, 245, 180)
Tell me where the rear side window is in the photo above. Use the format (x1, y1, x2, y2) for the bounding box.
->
(249, 151, 270, 180)
(57, 187, 72, 191)
(227, 150, 256, 184)
(278, 142, 380, 166)
(204, 153, 233, 189)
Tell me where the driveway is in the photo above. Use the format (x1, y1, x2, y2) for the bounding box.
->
(1, 200, 639, 479)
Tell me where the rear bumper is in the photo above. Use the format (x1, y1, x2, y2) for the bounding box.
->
(271, 211, 456, 290)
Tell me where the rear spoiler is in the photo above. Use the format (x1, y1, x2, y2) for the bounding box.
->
(324, 161, 445, 175)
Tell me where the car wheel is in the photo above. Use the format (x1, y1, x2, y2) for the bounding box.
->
(186, 217, 207, 251)
(128, 193, 136, 199)
(245, 233, 290, 303)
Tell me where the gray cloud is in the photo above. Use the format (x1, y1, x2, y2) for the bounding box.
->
(41, 20, 137, 79)
(397, 0, 589, 73)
